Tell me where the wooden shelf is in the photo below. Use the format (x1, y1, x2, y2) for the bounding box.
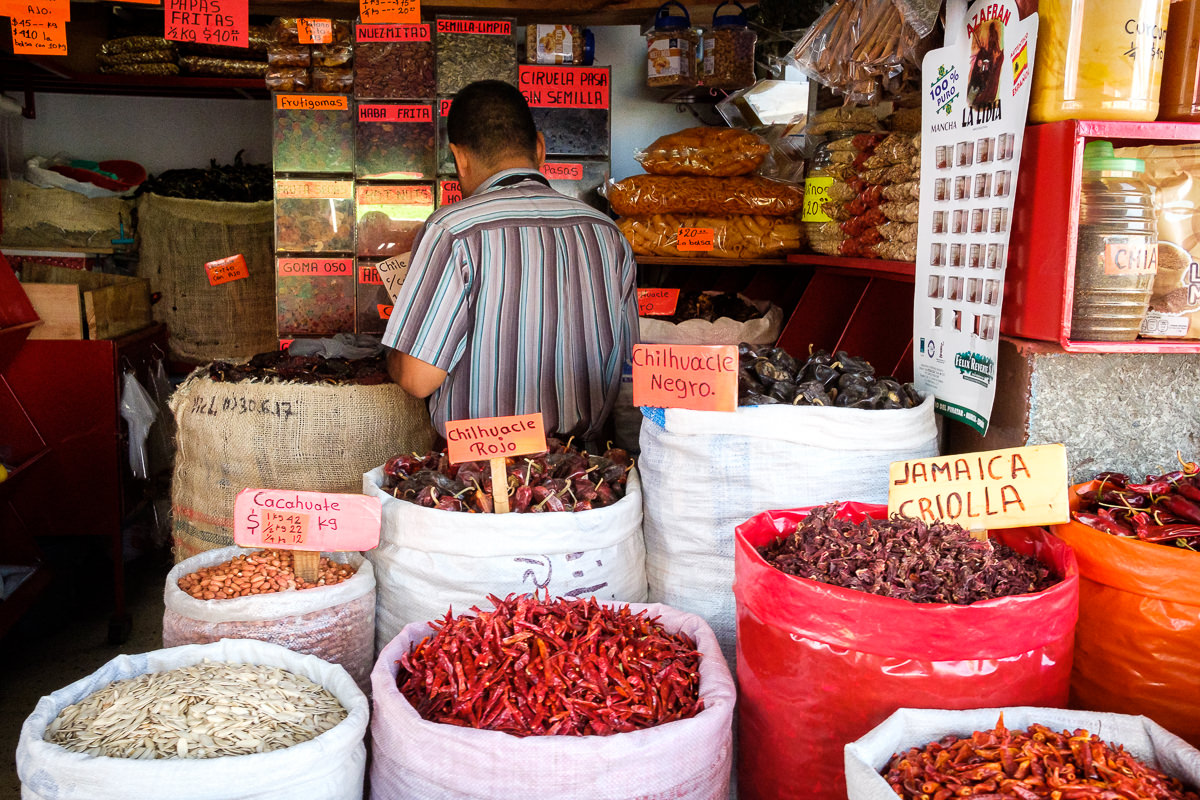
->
(787, 254, 916, 282)
(2, 448, 51, 486)
(2, 55, 269, 102)
(636, 255, 793, 268)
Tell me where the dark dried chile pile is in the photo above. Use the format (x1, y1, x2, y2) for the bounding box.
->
(738, 343, 922, 409)
(382, 438, 632, 513)
(1074, 461, 1200, 550)
(759, 503, 1057, 604)
(660, 291, 764, 324)
(397, 593, 704, 737)
(206, 350, 389, 385)
(138, 151, 272, 202)
(886, 716, 1200, 800)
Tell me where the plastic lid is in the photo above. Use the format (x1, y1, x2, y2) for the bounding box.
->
(654, 0, 691, 30)
(714, 1, 748, 28)
(582, 29, 595, 65)
(1082, 140, 1144, 173)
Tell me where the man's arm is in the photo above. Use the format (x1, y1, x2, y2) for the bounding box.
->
(386, 349, 448, 398)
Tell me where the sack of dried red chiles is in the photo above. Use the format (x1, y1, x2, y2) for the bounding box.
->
(380, 438, 633, 513)
(738, 342, 922, 409)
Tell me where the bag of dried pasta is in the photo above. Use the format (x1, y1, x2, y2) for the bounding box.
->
(637, 127, 771, 177)
(616, 214, 804, 258)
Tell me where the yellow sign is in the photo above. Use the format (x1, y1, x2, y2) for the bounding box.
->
(888, 444, 1069, 530)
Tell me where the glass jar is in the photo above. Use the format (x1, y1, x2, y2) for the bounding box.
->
(1030, 0, 1169, 122)
(1158, 0, 1200, 121)
(1070, 141, 1159, 341)
(802, 133, 854, 255)
(701, 1, 756, 90)
(646, 1, 698, 88)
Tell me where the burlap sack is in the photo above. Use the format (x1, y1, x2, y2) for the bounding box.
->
(0, 179, 131, 249)
(169, 371, 436, 562)
(137, 194, 276, 362)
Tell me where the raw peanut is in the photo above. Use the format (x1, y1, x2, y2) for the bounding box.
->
(178, 549, 355, 601)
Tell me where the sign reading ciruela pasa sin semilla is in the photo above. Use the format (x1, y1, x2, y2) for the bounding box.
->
(888, 443, 1069, 530)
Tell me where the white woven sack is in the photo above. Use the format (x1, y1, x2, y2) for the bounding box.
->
(162, 547, 376, 694)
(17, 639, 369, 800)
(363, 467, 648, 654)
(845, 706, 1200, 800)
(638, 397, 939, 671)
(637, 299, 783, 347)
(369, 601, 735, 800)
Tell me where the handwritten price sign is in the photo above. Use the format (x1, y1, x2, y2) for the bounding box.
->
(445, 413, 547, 464)
(637, 288, 680, 316)
(205, 253, 249, 286)
(298, 18, 332, 43)
(677, 227, 715, 252)
(234, 489, 382, 552)
(10, 16, 68, 54)
(632, 344, 738, 412)
(164, 0, 247, 47)
(360, 0, 419, 24)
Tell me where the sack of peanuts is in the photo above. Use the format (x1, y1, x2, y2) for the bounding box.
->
(606, 174, 803, 217)
(637, 126, 771, 177)
(369, 601, 736, 799)
(617, 214, 804, 259)
(17, 638, 369, 800)
(363, 466, 648, 655)
(162, 547, 376, 694)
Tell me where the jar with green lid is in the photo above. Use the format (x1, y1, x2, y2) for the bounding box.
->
(1070, 140, 1159, 341)
(701, 1, 756, 90)
(646, 1, 698, 88)
(802, 134, 855, 254)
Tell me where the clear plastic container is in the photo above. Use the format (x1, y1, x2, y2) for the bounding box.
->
(1070, 141, 1159, 341)
(435, 16, 518, 95)
(355, 101, 435, 180)
(1030, 0, 1170, 122)
(801, 134, 854, 254)
(540, 159, 609, 211)
(646, 1, 698, 88)
(354, 23, 435, 99)
(525, 24, 595, 65)
(356, 259, 398, 334)
(1158, 0, 1200, 121)
(436, 97, 455, 175)
(274, 178, 355, 253)
(273, 93, 355, 173)
(701, 1, 756, 90)
(276, 256, 356, 336)
(355, 182, 434, 258)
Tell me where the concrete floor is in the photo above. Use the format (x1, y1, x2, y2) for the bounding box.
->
(1, 537, 173, 798)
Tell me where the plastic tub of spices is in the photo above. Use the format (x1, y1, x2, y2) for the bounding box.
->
(354, 182, 434, 258)
(273, 93, 355, 174)
(521, 65, 611, 157)
(275, 178, 355, 253)
(356, 101, 435, 180)
(354, 22, 434, 99)
(356, 258, 404, 334)
(435, 16, 518, 96)
(277, 256, 356, 337)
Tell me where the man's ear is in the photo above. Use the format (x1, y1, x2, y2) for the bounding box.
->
(449, 142, 469, 177)
(535, 132, 546, 168)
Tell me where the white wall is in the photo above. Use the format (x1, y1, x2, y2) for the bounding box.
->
(11, 25, 692, 179)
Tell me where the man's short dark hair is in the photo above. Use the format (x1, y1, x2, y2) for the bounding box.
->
(447, 80, 538, 164)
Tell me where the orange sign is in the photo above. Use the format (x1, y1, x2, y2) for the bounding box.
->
(205, 253, 249, 286)
(298, 18, 332, 43)
(164, 0, 247, 47)
(10, 16, 68, 54)
(677, 227, 715, 252)
(631, 344, 738, 412)
(638, 287, 680, 316)
(359, 0, 419, 24)
(234, 489, 383, 552)
(445, 412, 547, 464)
(378, 304, 393, 319)
(276, 94, 350, 111)
(279, 339, 294, 350)
(540, 162, 584, 181)
(3, 0, 70, 21)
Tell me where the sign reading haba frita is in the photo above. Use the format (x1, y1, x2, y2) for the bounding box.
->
(888, 444, 1069, 530)
(445, 412, 547, 464)
(234, 489, 382, 552)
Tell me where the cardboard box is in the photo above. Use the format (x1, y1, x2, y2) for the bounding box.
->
(21, 263, 150, 340)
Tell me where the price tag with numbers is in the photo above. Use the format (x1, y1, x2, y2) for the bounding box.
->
(164, 0, 248, 48)
(233, 489, 382, 552)
(360, 0, 419, 24)
(677, 227, 715, 252)
(298, 18, 332, 43)
(10, 16, 68, 54)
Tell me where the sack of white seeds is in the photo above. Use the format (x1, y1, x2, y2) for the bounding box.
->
(162, 547, 376, 694)
(17, 639, 368, 800)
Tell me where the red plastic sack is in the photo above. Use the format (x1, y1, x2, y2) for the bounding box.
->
(1052, 484, 1200, 748)
(733, 502, 1079, 800)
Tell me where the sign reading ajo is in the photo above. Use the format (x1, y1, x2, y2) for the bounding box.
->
(887, 443, 1069, 530)
(234, 489, 383, 552)
(632, 344, 738, 412)
(445, 412, 547, 464)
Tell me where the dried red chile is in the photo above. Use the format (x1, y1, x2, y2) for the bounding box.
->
(381, 438, 632, 513)
(1073, 462, 1200, 550)
(397, 593, 704, 736)
(738, 342, 923, 409)
(206, 350, 389, 384)
(758, 502, 1058, 604)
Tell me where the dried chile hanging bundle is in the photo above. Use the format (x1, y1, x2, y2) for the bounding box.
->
(1073, 458, 1200, 550)
(738, 342, 922, 409)
(381, 438, 632, 513)
(759, 502, 1057, 604)
(138, 150, 272, 202)
(660, 291, 764, 324)
(397, 593, 704, 736)
(206, 350, 389, 385)
(886, 715, 1200, 800)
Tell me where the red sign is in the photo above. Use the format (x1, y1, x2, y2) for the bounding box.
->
(631, 344, 738, 412)
(439, 180, 463, 206)
(276, 257, 354, 276)
(445, 412, 547, 464)
(357, 183, 433, 205)
(637, 288, 681, 316)
(356, 22, 429, 42)
(276, 94, 349, 111)
(359, 0, 419, 23)
(205, 253, 249, 286)
(438, 97, 452, 117)
(678, 227, 715, 252)
(436, 18, 511, 35)
(358, 103, 433, 123)
(279, 339, 294, 350)
(359, 264, 383, 285)
(540, 162, 583, 181)
(519, 66, 610, 109)
(298, 18, 332, 43)
(274, 179, 353, 199)
(378, 304, 393, 319)
(164, 0, 247, 48)
(234, 489, 383, 552)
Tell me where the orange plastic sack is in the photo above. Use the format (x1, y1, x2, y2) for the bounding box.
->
(1052, 484, 1200, 748)
(734, 503, 1079, 800)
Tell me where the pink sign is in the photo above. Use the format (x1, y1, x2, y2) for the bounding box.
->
(233, 489, 382, 552)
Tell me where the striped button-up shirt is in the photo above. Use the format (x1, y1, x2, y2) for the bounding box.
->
(382, 169, 638, 439)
